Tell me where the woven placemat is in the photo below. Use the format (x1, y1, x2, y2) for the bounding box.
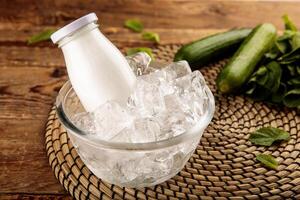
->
(45, 44, 300, 200)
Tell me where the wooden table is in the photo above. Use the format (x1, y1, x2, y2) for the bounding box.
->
(1, 1, 300, 199)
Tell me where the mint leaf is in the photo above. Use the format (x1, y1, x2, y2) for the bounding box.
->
(278, 47, 300, 64)
(276, 40, 289, 54)
(287, 77, 300, 86)
(27, 29, 55, 45)
(287, 65, 298, 76)
(249, 127, 290, 146)
(282, 14, 297, 32)
(256, 154, 278, 170)
(271, 83, 286, 104)
(277, 30, 296, 41)
(124, 19, 143, 32)
(291, 32, 300, 50)
(142, 32, 160, 43)
(126, 47, 154, 59)
(245, 62, 282, 101)
(283, 88, 300, 108)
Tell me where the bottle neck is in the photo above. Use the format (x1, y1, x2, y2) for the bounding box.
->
(58, 22, 99, 48)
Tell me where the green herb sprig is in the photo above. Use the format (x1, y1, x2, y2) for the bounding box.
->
(249, 127, 290, 146)
(245, 15, 300, 109)
(124, 19, 160, 44)
(27, 29, 55, 45)
(124, 19, 160, 60)
(256, 154, 278, 170)
(249, 126, 290, 170)
(126, 47, 154, 59)
(124, 19, 144, 33)
(142, 32, 160, 43)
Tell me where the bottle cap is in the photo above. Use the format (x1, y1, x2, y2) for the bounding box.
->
(51, 13, 98, 44)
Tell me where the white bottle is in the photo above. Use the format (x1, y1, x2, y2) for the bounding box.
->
(51, 13, 136, 112)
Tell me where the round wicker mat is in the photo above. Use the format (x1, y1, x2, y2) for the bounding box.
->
(45, 44, 300, 200)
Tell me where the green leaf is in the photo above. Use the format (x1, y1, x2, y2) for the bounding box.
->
(282, 14, 297, 32)
(291, 32, 300, 50)
(297, 65, 300, 75)
(27, 29, 55, 45)
(271, 83, 286, 104)
(265, 42, 281, 59)
(265, 31, 295, 59)
(283, 88, 300, 107)
(245, 66, 268, 98)
(277, 30, 296, 41)
(287, 77, 300, 86)
(142, 32, 160, 43)
(249, 126, 290, 146)
(126, 47, 154, 59)
(278, 47, 300, 64)
(276, 40, 289, 54)
(286, 65, 297, 76)
(124, 19, 144, 32)
(245, 62, 282, 101)
(265, 51, 279, 60)
(256, 154, 278, 170)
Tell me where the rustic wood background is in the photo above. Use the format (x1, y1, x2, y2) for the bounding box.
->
(1, 0, 300, 199)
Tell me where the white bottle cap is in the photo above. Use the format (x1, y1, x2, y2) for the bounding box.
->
(51, 13, 98, 44)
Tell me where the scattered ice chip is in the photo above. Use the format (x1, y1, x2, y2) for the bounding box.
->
(93, 101, 133, 140)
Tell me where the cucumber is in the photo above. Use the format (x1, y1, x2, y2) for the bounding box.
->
(174, 28, 252, 68)
(217, 23, 277, 94)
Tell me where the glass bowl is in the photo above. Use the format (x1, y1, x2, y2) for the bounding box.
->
(56, 77, 214, 188)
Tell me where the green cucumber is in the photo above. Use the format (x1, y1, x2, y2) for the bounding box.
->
(217, 23, 277, 94)
(174, 28, 252, 68)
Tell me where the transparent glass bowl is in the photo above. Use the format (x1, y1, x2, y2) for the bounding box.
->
(56, 78, 215, 188)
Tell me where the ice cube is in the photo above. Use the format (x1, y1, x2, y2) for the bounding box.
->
(73, 64, 209, 144)
(175, 71, 208, 121)
(164, 93, 189, 113)
(93, 101, 133, 140)
(139, 152, 173, 178)
(174, 74, 192, 95)
(147, 61, 167, 73)
(158, 111, 193, 139)
(129, 79, 165, 117)
(109, 127, 134, 143)
(154, 94, 194, 140)
(126, 52, 152, 76)
(140, 69, 175, 95)
(71, 112, 96, 133)
(191, 71, 207, 95)
(131, 117, 160, 143)
(164, 60, 192, 79)
(141, 69, 171, 84)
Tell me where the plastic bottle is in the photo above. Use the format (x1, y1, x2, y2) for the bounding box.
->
(51, 13, 136, 112)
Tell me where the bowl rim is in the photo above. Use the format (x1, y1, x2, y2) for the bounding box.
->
(56, 80, 215, 151)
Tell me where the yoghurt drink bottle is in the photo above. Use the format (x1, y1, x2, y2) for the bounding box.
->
(51, 13, 136, 112)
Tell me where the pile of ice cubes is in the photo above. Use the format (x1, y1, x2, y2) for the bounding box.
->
(71, 52, 209, 143)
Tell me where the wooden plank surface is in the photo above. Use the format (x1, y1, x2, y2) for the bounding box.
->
(1, 0, 300, 199)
